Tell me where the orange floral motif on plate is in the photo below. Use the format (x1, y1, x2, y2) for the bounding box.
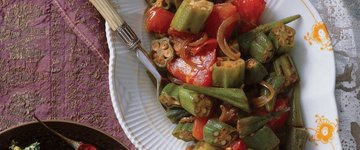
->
(304, 22, 333, 51)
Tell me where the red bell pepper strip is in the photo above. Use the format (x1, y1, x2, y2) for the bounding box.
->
(193, 117, 209, 141)
(232, 0, 266, 29)
(167, 48, 216, 86)
(204, 3, 238, 38)
(146, 7, 174, 34)
(228, 139, 247, 150)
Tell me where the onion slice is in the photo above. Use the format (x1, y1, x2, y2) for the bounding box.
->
(217, 14, 241, 60)
(251, 81, 276, 108)
(188, 33, 208, 47)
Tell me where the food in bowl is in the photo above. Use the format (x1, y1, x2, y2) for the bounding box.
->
(145, 0, 307, 149)
(9, 141, 40, 150)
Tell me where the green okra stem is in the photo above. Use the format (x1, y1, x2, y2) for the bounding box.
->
(245, 58, 268, 85)
(204, 119, 238, 147)
(249, 32, 275, 63)
(269, 23, 296, 55)
(159, 83, 182, 108)
(289, 83, 304, 127)
(151, 37, 174, 70)
(286, 127, 308, 150)
(179, 88, 213, 117)
(237, 108, 290, 138)
(212, 58, 246, 88)
(243, 126, 280, 150)
(238, 15, 301, 51)
(261, 73, 285, 111)
(172, 122, 195, 142)
(273, 54, 299, 88)
(170, 0, 214, 34)
(166, 107, 192, 124)
(183, 84, 250, 113)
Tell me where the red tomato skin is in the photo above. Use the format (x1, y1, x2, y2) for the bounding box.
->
(193, 117, 209, 141)
(229, 140, 247, 150)
(146, 7, 174, 34)
(267, 98, 290, 132)
(232, 0, 266, 26)
(190, 38, 218, 55)
(204, 3, 238, 38)
(167, 49, 216, 86)
(238, 22, 257, 33)
(168, 27, 196, 39)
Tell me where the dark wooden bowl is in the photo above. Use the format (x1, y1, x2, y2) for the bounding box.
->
(0, 120, 127, 150)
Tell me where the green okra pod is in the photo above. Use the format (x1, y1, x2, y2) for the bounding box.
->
(179, 88, 213, 117)
(166, 107, 192, 124)
(172, 122, 195, 142)
(269, 23, 296, 55)
(203, 119, 238, 147)
(237, 15, 301, 51)
(183, 84, 250, 113)
(170, 0, 214, 34)
(286, 127, 308, 150)
(273, 54, 299, 88)
(212, 58, 246, 88)
(243, 126, 280, 150)
(250, 32, 275, 63)
(159, 83, 182, 108)
(151, 37, 174, 70)
(245, 58, 268, 85)
(237, 108, 289, 138)
(289, 83, 304, 127)
(261, 73, 285, 111)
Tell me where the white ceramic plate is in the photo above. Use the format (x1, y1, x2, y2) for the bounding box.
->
(106, 0, 341, 149)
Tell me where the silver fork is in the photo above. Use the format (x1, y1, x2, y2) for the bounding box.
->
(89, 0, 164, 97)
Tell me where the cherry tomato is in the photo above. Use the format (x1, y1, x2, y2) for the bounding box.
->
(228, 139, 247, 150)
(204, 3, 238, 38)
(146, 7, 174, 34)
(167, 49, 216, 86)
(267, 97, 290, 132)
(232, 0, 266, 26)
(193, 117, 209, 141)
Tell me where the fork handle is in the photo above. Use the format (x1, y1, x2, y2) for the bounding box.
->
(89, 0, 124, 31)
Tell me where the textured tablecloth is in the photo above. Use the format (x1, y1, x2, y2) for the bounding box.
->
(0, 0, 134, 149)
(0, 0, 359, 150)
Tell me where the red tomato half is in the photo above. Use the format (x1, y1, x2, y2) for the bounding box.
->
(146, 7, 174, 34)
(167, 49, 216, 86)
(232, 0, 266, 26)
(204, 3, 238, 38)
(193, 117, 209, 141)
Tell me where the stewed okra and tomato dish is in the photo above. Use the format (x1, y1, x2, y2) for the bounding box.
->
(145, 0, 307, 149)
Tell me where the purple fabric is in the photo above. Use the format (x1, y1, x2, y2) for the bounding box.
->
(0, 0, 134, 149)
